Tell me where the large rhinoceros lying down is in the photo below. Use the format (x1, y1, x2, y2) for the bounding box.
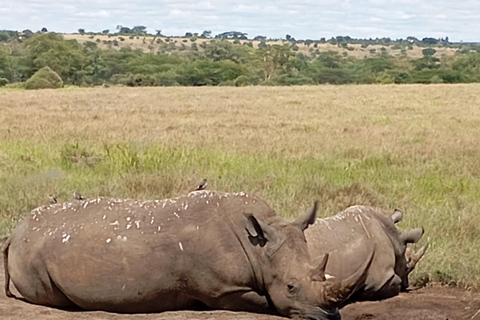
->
(304, 205, 428, 307)
(3, 191, 372, 320)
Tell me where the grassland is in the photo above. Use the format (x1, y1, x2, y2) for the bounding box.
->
(1, 85, 480, 288)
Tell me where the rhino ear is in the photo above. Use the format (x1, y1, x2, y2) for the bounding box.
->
(400, 227, 424, 244)
(391, 209, 403, 224)
(320, 248, 374, 308)
(311, 253, 329, 282)
(293, 201, 318, 231)
(245, 213, 277, 247)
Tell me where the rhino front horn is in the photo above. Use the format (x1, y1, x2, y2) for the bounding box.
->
(320, 247, 375, 308)
(408, 242, 429, 270)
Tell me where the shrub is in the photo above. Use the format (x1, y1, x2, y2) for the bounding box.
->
(218, 80, 235, 86)
(422, 48, 437, 57)
(375, 72, 395, 84)
(24, 67, 63, 90)
(234, 75, 249, 87)
(430, 75, 443, 84)
(113, 73, 157, 87)
(274, 74, 315, 85)
(260, 79, 277, 86)
(0, 78, 8, 87)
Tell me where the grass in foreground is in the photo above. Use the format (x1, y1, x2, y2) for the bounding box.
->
(1, 85, 480, 289)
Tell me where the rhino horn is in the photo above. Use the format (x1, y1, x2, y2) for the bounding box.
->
(391, 209, 403, 224)
(320, 248, 375, 308)
(311, 253, 329, 281)
(293, 201, 318, 231)
(407, 242, 429, 270)
(400, 227, 424, 244)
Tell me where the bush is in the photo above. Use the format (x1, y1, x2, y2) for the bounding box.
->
(24, 67, 63, 90)
(274, 74, 315, 85)
(422, 48, 437, 57)
(155, 71, 179, 86)
(218, 80, 235, 86)
(260, 79, 277, 86)
(375, 72, 395, 84)
(112, 73, 157, 87)
(0, 78, 8, 87)
(234, 75, 249, 87)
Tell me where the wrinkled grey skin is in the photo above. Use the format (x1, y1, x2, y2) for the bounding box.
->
(304, 205, 428, 307)
(3, 191, 368, 320)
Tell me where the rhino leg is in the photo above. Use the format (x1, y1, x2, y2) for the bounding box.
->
(2, 239, 14, 298)
(202, 291, 274, 314)
(7, 244, 78, 309)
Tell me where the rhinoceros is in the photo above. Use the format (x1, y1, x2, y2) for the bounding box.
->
(304, 205, 428, 307)
(3, 191, 371, 320)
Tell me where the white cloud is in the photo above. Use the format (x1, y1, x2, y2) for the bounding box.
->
(1, 0, 479, 42)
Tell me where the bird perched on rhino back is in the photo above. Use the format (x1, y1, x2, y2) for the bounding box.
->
(73, 191, 85, 201)
(195, 179, 208, 191)
(48, 195, 57, 205)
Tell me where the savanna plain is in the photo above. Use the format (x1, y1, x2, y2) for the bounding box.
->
(1, 85, 480, 319)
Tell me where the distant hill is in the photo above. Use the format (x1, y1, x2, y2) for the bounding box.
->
(62, 33, 459, 60)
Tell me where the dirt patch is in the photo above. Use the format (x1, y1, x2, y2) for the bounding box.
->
(1, 245, 479, 320)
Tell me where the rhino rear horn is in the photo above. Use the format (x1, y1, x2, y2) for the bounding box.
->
(320, 248, 375, 308)
(293, 201, 318, 231)
(312, 253, 329, 282)
(391, 209, 403, 224)
(400, 227, 424, 244)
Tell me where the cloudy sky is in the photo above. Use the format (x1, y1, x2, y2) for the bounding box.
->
(2, 0, 479, 42)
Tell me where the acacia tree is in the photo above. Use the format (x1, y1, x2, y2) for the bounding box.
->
(254, 44, 294, 81)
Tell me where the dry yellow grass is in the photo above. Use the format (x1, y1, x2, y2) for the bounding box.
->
(62, 34, 459, 59)
(1, 84, 480, 288)
(1, 85, 479, 158)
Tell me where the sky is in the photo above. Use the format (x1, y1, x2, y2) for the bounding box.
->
(1, 0, 479, 42)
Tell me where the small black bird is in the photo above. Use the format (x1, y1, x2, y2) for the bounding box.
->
(73, 190, 86, 200)
(48, 194, 57, 204)
(195, 179, 208, 191)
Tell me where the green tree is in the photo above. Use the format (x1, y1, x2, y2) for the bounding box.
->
(413, 56, 440, 70)
(23, 33, 88, 84)
(254, 44, 294, 81)
(0, 46, 10, 79)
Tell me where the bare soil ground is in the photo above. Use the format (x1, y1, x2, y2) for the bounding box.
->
(1, 254, 478, 320)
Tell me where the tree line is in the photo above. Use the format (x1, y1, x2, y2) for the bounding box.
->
(1, 31, 480, 88)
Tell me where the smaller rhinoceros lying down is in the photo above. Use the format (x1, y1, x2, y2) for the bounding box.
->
(304, 205, 428, 307)
(3, 191, 374, 320)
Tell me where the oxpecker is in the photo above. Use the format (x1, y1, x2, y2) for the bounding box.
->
(73, 190, 86, 201)
(195, 179, 208, 191)
(48, 195, 57, 204)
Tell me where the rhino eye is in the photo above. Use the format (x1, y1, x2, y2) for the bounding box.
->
(287, 282, 300, 296)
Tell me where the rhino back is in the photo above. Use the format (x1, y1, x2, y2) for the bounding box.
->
(7, 191, 275, 312)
